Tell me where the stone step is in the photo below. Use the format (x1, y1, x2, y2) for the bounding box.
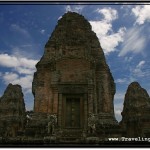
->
(58, 129, 83, 143)
(61, 129, 82, 137)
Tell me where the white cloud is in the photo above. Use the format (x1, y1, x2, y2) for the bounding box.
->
(0, 54, 19, 68)
(137, 60, 145, 68)
(96, 7, 118, 22)
(40, 29, 45, 34)
(124, 56, 133, 62)
(90, 20, 112, 37)
(0, 53, 38, 94)
(3, 72, 19, 82)
(114, 91, 125, 121)
(132, 60, 146, 77)
(115, 78, 129, 84)
(65, 5, 85, 13)
(16, 67, 35, 75)
(14, 75, 33, 90)
(65, 5, 72, 12)
(127, 60, 150, 81)
(3, 72, 33, 93)
(90, 22, 126, 54)
(73, 5, 85, 13)
(132, 5, 150, 25)
(118, 26, 146, 57)
(114, 103, 123, 122)
(0, 53, 38, 71)
(90, 7, 126, 54)
(19, 57, 38, 69)
(100, 27, 125, 54)
(114, 92, 125, 101)
(115, 109, 122, 116)
(11, 46, 39, 60)
(120, 5, 133, 17)
(114, 101, 124, 122)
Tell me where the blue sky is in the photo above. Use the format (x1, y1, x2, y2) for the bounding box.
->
(0, 3, 150, 121)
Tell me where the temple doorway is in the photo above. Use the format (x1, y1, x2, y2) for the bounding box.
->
(65, 98, 80, 128)
(62, 95, 84, 129)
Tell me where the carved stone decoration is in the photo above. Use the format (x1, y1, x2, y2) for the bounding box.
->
(26, 114, 32, 125)
(47, 114, 57, 135)
(87, 113, 97, 134)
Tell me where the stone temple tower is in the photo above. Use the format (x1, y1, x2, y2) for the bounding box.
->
(32, 12, 117, 139)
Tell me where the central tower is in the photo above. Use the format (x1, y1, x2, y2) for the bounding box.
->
(32, 12, 117, 137)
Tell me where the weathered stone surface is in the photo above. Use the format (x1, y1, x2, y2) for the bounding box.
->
(25, 112, 48, 137)
(0, 83, 26, 137)
(33, 11, 115, 115)
(120, 82, 150, 137)
(32, 11, 117, 140)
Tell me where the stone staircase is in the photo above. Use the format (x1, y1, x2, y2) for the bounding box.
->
(59, 129, 83, 143)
